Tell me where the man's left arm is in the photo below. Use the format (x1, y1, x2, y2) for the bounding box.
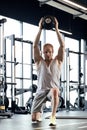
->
(55, 18, 65, 63)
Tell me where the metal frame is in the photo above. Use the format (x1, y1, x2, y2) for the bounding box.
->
(0, 18, 13, 117)
(65, 46, 87, 110)
(5, 34, 33, 112)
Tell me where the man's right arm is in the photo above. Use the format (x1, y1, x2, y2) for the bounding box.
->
(33, 18, 43, 64)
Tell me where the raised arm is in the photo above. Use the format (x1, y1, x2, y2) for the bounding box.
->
(33, 18, 43, 64)
(55, 18, 65, 64)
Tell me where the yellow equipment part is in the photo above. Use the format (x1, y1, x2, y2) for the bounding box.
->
(0, 105, 5, 110)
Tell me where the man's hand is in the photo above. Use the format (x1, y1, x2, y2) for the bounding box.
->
(38, 17, 44, 30)
(54, 17, 59, 31)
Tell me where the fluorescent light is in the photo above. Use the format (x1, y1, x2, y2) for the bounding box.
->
(62, 0, 87, 11)
(37, 0, 46, 1)
(37, 0, 52, 2)
(53, 28, 72, 35)
(59, 29, 72, 35)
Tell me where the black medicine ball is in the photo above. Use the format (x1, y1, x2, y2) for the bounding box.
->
(42, 16, 55, 30)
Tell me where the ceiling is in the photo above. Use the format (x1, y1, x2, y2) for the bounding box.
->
(0, 0, 87, 39)
(46, 0, 87, 20)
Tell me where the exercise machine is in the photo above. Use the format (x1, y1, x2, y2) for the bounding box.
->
(0, 18, 13, 118)
(4, 34, 33, 114)
(65, 48, 87, 111)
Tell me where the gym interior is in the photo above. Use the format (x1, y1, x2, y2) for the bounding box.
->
(0, 0, 87, 129)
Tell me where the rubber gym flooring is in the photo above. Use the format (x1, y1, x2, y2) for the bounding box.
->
(1, 110, 87, 130)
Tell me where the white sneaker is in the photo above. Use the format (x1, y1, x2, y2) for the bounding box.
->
(49, 116, 56, 126)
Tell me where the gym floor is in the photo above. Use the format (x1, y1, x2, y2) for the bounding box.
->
(1, 110, 87, 130)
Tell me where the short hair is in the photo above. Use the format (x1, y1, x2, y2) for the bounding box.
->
(43, 43, 54, 52)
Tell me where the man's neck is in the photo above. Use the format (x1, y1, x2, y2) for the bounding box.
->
(44, 59, 53, 66)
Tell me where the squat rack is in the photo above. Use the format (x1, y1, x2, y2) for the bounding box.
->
(0, 18, 13, 117)
(4, 34, 33, 113)
(65, 47, 87, 110)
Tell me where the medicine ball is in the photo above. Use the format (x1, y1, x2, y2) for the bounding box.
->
(42, 15, 55, 30)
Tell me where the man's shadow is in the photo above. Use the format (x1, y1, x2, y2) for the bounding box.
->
(31, 121, 57, 130)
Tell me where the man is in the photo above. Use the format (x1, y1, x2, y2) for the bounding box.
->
(31, 17, 65, 126)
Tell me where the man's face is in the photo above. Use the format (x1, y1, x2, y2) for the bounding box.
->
(43, 45, 53, 61)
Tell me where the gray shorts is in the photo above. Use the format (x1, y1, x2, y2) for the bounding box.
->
(31, 90, 51, 113)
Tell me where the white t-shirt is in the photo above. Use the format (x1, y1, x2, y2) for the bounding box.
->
(36, 59, 61, 93)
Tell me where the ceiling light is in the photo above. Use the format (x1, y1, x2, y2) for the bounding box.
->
(59, 29, 72, 35)
(37, 0, 52, 2)
(53, 28, 72, 35)
(37, 0, 46, 1)
(62, 0, 87, 11)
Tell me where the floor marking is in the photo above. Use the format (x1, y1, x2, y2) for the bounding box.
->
(59, 121, 87, 127)
(33, 121, 87, 130)
(78, 125, 87, 129)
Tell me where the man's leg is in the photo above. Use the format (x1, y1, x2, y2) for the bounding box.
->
(32, 112, 36, 121)
(50, 88, 60, 126)
(32, 112, 41, 121)
(31, 91, 48, 122)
